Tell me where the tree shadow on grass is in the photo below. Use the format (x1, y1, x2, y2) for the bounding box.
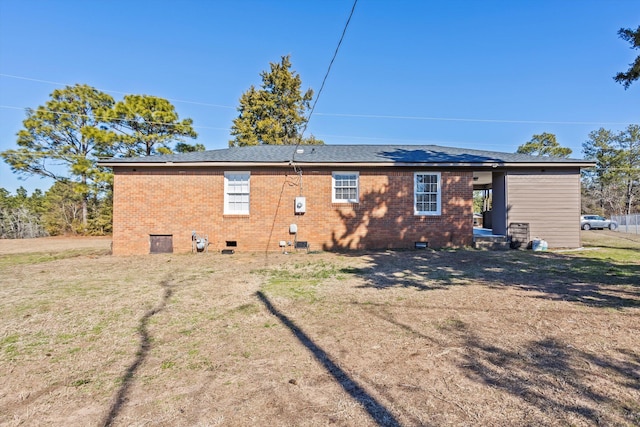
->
(101, 277, 174, 427)
(468, 251, 639, 309)
(342, 249, 640, 309)
(443, 321, 640, 425)
(349, 300, 639, 424)
(256, 291, 402, 427)
(342, 250, 478, 291)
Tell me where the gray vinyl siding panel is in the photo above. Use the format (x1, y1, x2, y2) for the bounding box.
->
(506, 170, 581, 248)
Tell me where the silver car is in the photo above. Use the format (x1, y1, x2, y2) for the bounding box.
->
(580, 215, 617, 230)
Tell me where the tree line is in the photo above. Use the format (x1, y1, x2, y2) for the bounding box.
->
(0, 182, 111, 238)
(1, 24, 638, 237)
(515, 129, 640, 216)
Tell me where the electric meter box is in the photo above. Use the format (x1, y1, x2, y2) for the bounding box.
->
(294, 197, 306, 214)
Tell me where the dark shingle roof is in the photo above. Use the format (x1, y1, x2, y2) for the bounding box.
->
(99, 144, 592, 166)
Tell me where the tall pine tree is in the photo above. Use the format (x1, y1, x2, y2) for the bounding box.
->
(230, 55, 323, 146)
(1, 84, 115, 228)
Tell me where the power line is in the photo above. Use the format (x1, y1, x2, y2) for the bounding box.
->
(2, 72, 634, 127)
(292, 0, 358, 167)
(312, 112, 634, 126)
(281, 0, 358, 239)
(0, 104, 535, 150)
(303, 0, 358, 132)
(0, 105, 230, 131)
(0, 103, 525, 150)
(3, 102, 633, 128)
(2, 104, 635, 151)
(0, 104, 631, 154)
(313, 132, 519, 149)
(0, 73, 236, 110)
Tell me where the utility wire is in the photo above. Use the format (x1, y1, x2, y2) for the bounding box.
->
(301, 0, 358, 136)
(2, 103, 632, 128)
(0, 73, 235, 109)
(1, 72, 633, 126)
(1, 104, 633, 151)
(280, 0, 357, 243)
(292, 0, 358, 165)
(313, 112, 633, 126)
(0, 105, 229, 131)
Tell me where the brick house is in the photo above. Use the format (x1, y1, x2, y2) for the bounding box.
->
(99, 145, 593, 255)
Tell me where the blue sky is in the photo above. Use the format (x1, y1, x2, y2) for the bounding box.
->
(1, 0, 638, 194)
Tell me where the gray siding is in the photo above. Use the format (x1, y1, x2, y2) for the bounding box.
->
(506, 169, 581, 248)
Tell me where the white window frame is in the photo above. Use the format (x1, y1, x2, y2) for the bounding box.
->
(414, 172, 441, 215)
(332, 171, 359, 203)
(224, 171, 250, 215)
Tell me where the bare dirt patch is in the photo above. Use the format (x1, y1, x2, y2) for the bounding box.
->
(1, 234, 638, 426)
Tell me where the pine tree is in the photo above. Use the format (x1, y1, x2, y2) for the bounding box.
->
(1, 84, 115, 228)
(614, 25, 640, 89)
(516, 133, 572, 158)
(230, 55, 323, 146)
(111, 94, 198, 156)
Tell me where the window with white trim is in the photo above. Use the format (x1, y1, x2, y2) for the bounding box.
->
(414, 172, 441, 215)
(224, 172, 250, 215)
(332, 172, 359, 203)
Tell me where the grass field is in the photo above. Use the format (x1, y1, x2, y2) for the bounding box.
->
(1, 232, 638, 426)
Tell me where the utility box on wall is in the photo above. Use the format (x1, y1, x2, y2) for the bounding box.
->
(294, 196, 306, 214)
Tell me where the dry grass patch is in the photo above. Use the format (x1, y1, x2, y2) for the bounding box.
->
(0, 234, 638, 426)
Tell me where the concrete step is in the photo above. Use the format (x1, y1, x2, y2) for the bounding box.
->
(473, 234, 510, 250)
(473, 240, 511, 250)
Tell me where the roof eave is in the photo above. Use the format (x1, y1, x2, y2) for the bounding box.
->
(501, 161, 595, 168)
(99, 160, 596, 168)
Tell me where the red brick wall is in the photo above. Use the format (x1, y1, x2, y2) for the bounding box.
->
(112, 166, 473, 255)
